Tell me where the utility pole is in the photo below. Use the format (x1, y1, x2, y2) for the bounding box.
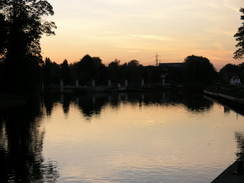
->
(155, 53, 160, 66)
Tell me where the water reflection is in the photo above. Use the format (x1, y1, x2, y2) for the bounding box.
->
(41, 91, 214, 120)
(0, 99, 59, 183)
(0, 91, 244, 182)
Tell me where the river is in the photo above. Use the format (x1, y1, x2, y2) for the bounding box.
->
(0, 91, 244, 183)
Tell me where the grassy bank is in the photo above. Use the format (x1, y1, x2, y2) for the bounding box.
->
(205, 84, 244, 98)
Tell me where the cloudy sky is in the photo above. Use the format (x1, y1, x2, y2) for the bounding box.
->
(40, 0, 243, 70)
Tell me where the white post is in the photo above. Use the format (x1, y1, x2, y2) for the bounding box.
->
(92, 80, 95, 87)
(76, 80, 79, 88)
(162, 79, 165, 86)
(125, 80, 128, 87)
(141, 79, 144, 86)
(125, 94, 128, 101)
(92, 96, 96, 104)
(161, 74, 165, 86)
(141, 94, 144, 101)
(42, 82, 44, 92)
(108, 80, 111, 87)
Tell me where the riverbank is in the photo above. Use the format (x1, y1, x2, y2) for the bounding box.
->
(204, 85, 244, 106)
(0, 92, 26, 109)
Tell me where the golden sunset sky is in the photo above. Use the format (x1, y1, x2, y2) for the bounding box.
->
(40, 0, 243, 70)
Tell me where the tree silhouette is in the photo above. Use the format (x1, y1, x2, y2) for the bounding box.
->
(61, 59, 72, 85)
(0, 14, 7, 56)
(127, 60, 142, 83)
(0, 0, 56, 95)
(76, 55, 104, 85)
(183, 55, 217, 83)
(234, 8, 244, 60)
(108, 59, 121, 83)
(42, 57, 60, 86)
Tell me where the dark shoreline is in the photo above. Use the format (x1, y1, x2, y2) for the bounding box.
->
(211, 158, 244, 183)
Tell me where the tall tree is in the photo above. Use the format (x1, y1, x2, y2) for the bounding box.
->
(108, 59, 121, 83)
(42, 57, 60, 85)
(234, 7, 244, 60)
(0, 14, 7, 57)
(0, 0, 56, 95)
(183, 55, 217, 83)
(60, 59, 72, 85)
(127, 60, 142, 83)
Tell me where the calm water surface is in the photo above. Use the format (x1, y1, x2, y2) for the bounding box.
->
(0, 91, 244, 183)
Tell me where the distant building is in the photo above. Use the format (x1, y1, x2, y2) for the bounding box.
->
(230, 76, 241, 85)
(158, 63, 184, 84)
(159, 63, 184, 68)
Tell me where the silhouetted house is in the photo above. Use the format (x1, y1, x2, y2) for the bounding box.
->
(230, 76, 241, 86)
(158, 63, 184, 84)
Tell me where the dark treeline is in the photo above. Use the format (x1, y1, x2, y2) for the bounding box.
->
(41, 55, 146, 87)
(1, 1, 244, 96)
(34, 54, 244, 87)
(39, 54, 219, 87)
(2, 50, 244, 96)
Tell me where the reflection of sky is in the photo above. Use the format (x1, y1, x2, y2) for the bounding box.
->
(42, 101, 244, 182)
(41, 0, 243, 70)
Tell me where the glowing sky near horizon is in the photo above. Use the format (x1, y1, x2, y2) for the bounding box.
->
(40, 0, 243, 70)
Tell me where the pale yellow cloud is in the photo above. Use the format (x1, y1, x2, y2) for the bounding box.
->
(129, 34, 176, 41)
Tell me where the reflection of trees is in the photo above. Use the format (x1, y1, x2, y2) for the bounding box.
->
(43, 93, 61, 115)
(0, 98, 59, 182)
(235, 132, 244, 159)
(61, 94, 71, 114)
(74, 91, 213, 119)
(40, 91, 213, 120)
(182, 90, 213, 112)
(76, 94, 109, 118)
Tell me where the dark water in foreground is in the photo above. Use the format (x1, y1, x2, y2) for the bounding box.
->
(0, 91, 244, 183)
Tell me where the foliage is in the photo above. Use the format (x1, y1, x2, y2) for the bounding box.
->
(234, 8, 244, 60)
(183, 55, 217, 83)
(108, 59, 122, 83)
(76, 54, 104, 85)
(0, 0, 56, 95)
(127, 60, 143, 83)
(41, 57, 60, 85)
(61, 59, 72, 85)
